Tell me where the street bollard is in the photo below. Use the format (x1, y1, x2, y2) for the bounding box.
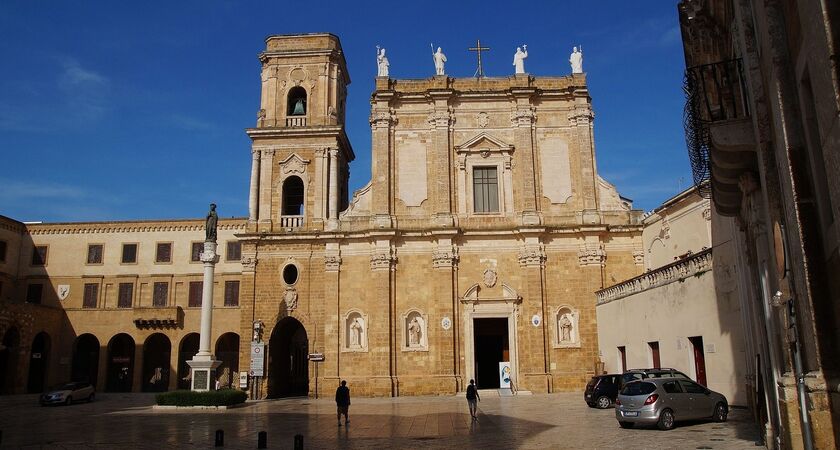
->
(215, 429, 224, 447)
(257, 431, 267, 449)
(294, 434, 304, 450)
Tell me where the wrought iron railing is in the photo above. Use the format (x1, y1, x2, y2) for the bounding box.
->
(683, 58, 749, 198)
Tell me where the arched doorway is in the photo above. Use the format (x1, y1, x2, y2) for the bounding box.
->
(268, 317, 308, 398)
(0, 327, 21, 394)
(215, 333, 239, 389)
(71, 334, 100, 385)
(142, 334, 171, 392)
(27, 332, 50, 393)
(177, 333, 199, 390)
(106, 334, 135, 392)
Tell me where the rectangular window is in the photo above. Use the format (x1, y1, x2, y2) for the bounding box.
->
(473, 167, 499, 213)
(191, 242, 203, 262)
(226, 241, 241, 262)
(121, 244, 138, 264)
(87, 244, 103, 264)
(155, 243, 172, 263)
(649, 341, 661, 369)
(0, 240, 7, 262)
(117, 283, 133, 308)
(152, 282, 168, 307)
(188, 281, 203, 307)
(224, 281, 240, 307)
(26, 283, 43, 304)
(31, 246, 47, 266)
(83, 283, 98, 308)
(618, 346, 627, 372)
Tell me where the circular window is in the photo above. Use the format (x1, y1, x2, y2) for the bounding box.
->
(282, 264, 299, 285)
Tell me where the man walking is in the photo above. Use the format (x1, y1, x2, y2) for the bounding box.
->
(466, 379, 480, 420)
(335, 380, 351, 426)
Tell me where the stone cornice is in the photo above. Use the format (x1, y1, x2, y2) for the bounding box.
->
(596, 248, 713, 305)
(25, 219, 247, 236)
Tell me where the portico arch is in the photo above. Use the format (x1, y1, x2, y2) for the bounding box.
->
(268, 317, 308, 398)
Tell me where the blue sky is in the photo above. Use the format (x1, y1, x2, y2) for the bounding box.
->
(0, 1, 690, 222)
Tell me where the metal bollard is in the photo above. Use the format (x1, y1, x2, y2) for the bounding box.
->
(294, 434, 304, 450)
(257, 431, 267, 449)
(215, 429, 224, 447)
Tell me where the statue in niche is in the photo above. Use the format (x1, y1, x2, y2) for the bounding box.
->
(432, 47, 447, 75)
(350, 317, 363, 347)
(408, 316, 422, 347)
(376, 46, 390, 77)
(559, 313, 573, 342)
(569, 46, 583, 74)
(205, 203, 218, 242)
(513, 45, 528, 74)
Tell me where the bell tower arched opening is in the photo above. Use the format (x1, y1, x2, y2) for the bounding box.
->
(282, 176, 305, 216)
(287, 86, 307, 116)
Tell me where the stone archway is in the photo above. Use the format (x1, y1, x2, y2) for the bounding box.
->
(27, 332, 50, 393)
(0, 327, 21, 394)
(268, 317, 308, 398)
(71, 334, 100, 386)
(106, 334, 135, 392)
(215, 333, 240, 389)
(177, 333, 199, 390)
(142, 333, 171, 392)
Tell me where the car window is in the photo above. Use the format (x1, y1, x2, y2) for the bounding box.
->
(620, 381, 656, 396)
(611, 375, 620, 385)
(622, 373, 643, 384)
(680, 380, 707, 393)
(663, 381, 683, 393)
(674, 372, 691, 379)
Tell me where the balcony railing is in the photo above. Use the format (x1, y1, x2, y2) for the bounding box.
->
(286, 116, 307, 127)
(280, 215, 303, 228)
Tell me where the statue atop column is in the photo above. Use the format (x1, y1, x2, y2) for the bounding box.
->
(205, 203, 218, 242)
(432, 46, 447, 76)
(376, 46, 390, 77)
(513, 45, 528, 74)
(570, 46, 583, 74)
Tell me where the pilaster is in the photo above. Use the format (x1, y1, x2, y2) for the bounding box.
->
(511, 88, 540, 224)
(257, 148, 275, 232)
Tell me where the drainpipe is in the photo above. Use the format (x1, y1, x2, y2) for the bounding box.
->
(776, 291, 815, 450)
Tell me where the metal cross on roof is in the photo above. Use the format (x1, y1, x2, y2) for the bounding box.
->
(468, 39, 491, 77)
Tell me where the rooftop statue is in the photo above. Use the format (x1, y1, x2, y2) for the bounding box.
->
(570, 46, 583, 74)
(205, 203, 218, 242)
(432, 46, 447, 76)
(513, 45, 528, 74)
(376, 46, 389, 77)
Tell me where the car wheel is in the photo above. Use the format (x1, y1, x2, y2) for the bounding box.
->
(619, 421, 634, 429)
(596, 396, 611, 409)
(657, 408, 675, 431)
(65, 396, 73, 406)
(88, 393, 95, 403)
(713, 402, 728, 422)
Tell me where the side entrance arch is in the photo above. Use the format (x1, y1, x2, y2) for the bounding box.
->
(0, 327, 21, 394)
(142, 333, 171, 392)
(268, 317, 308, 398)
(106, 334, 135, 392)
(71, 334, 100, 386)
(27, 332, 51, 393)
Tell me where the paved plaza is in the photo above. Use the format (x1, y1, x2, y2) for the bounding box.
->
(0, 392, 761, 449)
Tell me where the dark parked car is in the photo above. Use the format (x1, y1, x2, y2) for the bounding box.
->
(621, 368, 692, 386)
(40, 382, 95, 406)
(585, 374, 622, 408)
(615, 378, 728, 430)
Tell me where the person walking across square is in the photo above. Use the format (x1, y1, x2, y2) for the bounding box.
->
(466, 379, 480, 419)
(335, 380, 351, 426)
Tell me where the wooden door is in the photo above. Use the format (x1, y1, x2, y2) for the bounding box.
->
(689, 336, 707, 386)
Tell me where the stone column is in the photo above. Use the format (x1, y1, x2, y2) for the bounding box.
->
(248, 149, 260, 222)
(369, 94, 395, 228)
(188, 240, 222, 391)
(257, 149, 274, 231)
(327, 148, 339, 230)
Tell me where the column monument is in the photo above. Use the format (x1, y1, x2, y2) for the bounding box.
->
(188, 203, 222, 391)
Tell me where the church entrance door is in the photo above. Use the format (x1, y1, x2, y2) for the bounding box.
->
(268, 317, 309, 398)
(473, 318, 509, 389)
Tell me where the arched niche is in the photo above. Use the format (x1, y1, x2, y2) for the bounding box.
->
(287, 86, 307, 116)
(341, 309, 368, 353)
(401, 309, 428, 352)
(553, 305, 581, 348)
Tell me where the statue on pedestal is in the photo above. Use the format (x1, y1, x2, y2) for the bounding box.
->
(513, 45, 528, 74)
(350, 318, 363, 347)
(432, 46, 447, 75)
(408, 317, 422, 346)
(560, 314, 573, 342)
(205, 203, 218, 242)
(376, 46, 390, 77)
(570, 46, 583, 74)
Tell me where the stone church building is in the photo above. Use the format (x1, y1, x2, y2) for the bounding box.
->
(0, 33, 643, 398)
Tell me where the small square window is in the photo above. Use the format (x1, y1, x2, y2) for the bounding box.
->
(83, 283, 98, 308)
(155, 243, 172, 263)
(226, 241, 241, 262)
(87, 244, 103, 264)
(152, 282, 168, 307)
(117, 283, 133, 308)
(0, 240, 7, 262)
(31, 246, 48, 266)
(121, 244, 138, 264)
(224, 281, 240, 307)
(188, 281, 203, 307)
(191, 242, 203, 262)
(26, 283, 43, 304)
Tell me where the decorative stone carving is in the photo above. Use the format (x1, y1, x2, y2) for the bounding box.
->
(569, 107, 594, 126)
(553, 306, 580, 348)
(661, 216, 671, 239)
(343, 310, 368, 352)
(241, 256, 257, 272)
(402, 310, 428, 351)
(483, 268, 498, 287)
(432, 248, 459, 268)
(518, 245, 546, 267)
(578, 243, 606, 267)
(633, 250, 645, 266)
(279, 153, 310, 175)
(441, 316, 452, 330)
(57, 285, 70, 301)
(283, 287, 298, 312)
(477, 112, 489, 128)
(702, 206, 712, 221)
(427, 110, 454, 129)
(257, 109, 266, 126)
(370, 248, 397, 271)
(531, 314, 541, 327)
(324, 254, 342, 272)
(510, 108, 536, 127)
(369, 110, 396, 128)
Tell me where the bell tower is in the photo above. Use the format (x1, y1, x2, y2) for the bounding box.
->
(246, 33, 354, 233)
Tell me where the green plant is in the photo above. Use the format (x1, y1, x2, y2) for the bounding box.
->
(155, 389, 247, 406)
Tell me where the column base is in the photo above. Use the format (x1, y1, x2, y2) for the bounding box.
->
(187, 357, 222, 392)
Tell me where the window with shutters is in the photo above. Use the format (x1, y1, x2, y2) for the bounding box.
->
(87, 244, 103, 264)
(472, 167, 499, 213)
(117, 283, 133, 308)
(121, 243, 138, 264)
(189, 281, 203, 307)
(191, 242, 203, 262)
(155, 243, 172, 263)
(152, 282, 169, 307)
(31, 246, 48, 266)
(83, 283, 98, 308)
(226, 241, 241, 262)
(224, 281, 240, 307)
(26, 283, 43, 304)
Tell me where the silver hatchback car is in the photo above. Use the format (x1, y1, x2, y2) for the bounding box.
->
(615, 378, 728, 430)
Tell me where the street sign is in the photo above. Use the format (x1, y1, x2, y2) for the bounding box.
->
(250, 342, 265, 376)
(239, 371, 248, 388)
(308, 352, 325, 362)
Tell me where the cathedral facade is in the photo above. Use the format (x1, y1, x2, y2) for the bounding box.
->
(0, 33, 643, 398)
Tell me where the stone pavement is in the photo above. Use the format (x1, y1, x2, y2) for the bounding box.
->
(0, 392, 762, 449)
